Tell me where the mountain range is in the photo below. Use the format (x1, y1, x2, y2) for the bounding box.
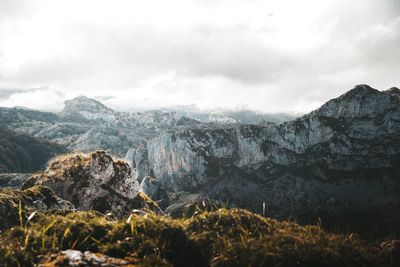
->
(1, 84, 400, 236)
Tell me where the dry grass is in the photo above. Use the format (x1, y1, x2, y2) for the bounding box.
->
(0, 208, 391, 267)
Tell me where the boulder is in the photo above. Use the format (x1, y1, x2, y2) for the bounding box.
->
(22, 151, 150, 217)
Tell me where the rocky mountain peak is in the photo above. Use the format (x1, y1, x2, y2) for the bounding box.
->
(385, 87, 400, 96)
(339, 84, 379, 98)
(314, 84, 399, 118)
(61, 96, 115, 120)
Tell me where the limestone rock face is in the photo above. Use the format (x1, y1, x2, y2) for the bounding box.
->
(22, 151, 141, 217)
(137, 85, 400, 220)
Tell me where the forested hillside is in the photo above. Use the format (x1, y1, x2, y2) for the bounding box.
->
(0, 127, 66, 173)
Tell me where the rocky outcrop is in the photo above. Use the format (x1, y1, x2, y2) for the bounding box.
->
(22, 151, 143, 217)
(135, 85, 400, 227)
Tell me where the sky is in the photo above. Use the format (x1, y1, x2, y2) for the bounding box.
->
(0, 0, 399, 112)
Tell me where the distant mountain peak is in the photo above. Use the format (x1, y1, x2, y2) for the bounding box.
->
(339, 84, 380, 99)
(314, 84, 400, 119)
(385, 87, 400, 96)
(63, 95, 111, 109)
(61, 95, 115, 120)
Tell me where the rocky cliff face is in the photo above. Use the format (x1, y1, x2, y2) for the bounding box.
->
(133, 85, 400, 224)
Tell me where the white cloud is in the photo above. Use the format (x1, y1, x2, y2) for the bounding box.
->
(0, 0, 399, 112)
(0, 87, 67, 111)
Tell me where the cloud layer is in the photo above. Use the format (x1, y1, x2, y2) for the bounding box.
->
(0, 0, 399, 112)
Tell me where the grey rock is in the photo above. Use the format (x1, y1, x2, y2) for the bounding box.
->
(22, 151, 140, 217)
(33, 196, 75, 212)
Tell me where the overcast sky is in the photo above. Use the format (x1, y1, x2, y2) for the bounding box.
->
(0, 0, 399, 112)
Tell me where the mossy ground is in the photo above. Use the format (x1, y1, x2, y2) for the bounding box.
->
(0, 208, 392, 267)
(0, 186, 60, 231)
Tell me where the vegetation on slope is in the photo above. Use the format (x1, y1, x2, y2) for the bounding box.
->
(0, 127, 66, 173)
(0, 207, 393, 267)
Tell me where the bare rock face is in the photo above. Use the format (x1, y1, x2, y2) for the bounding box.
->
(22, 151, 141, 217)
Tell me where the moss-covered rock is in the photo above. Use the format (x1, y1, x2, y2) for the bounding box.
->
(0, 186, 74, 231)
(21, 151, 161, 217)
(0, 208, 391, 267)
